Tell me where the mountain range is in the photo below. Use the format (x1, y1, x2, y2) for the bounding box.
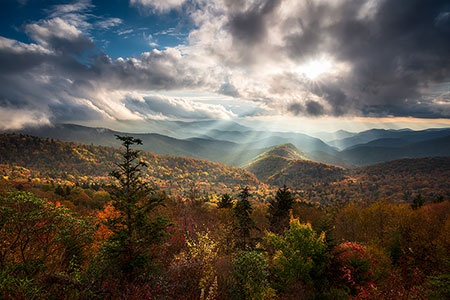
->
(6, 121, 450, 167)
(1, 133, 449, 206)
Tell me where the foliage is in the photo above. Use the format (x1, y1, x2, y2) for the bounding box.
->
(231, 250, 276, 300)
(265, 219, 329, 289)
(332, 242, 375, 295)
(0, 133, 273, 200)
(172, 230, 218, 298)
(0, 191, 93, 299)
(1, 133, 450, 298)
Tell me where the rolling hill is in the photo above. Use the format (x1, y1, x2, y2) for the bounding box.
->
(0, 133, 274, 200)
(244, 144, 348, 188)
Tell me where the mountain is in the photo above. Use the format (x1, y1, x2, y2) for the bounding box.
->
(12, 123, 348, 167)
(244, 144, 348, 188)
(0, 133, 274, 200)
(12, 124, 267, 167)
(310, 130, 357, 142)
(201, 129, 339, 154)
(337, 135, 450, 166)
(329, 128, 450, 150)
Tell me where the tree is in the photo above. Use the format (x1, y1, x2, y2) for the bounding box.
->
(231, 251, 276, 300)
(217, 193, 233, 209)
(105, 135, 170, 275)
(268, 185, 294, 234)
(234, 187, 256, 250)
(411, 194, 424, 209)
(264, 219, 329, 294)
(0, 191, 93, 299)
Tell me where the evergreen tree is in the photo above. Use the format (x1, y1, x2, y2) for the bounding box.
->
(106, 135, 170, 275)
(411, 193, 424, 209)
(234, 186, 256, 250)
(268, 185, 294, 234)
(217, 193, 233, 209)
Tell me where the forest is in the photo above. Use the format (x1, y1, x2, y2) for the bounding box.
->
(1, 134, 449, 299)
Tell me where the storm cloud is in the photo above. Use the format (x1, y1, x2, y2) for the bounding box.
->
(0, 0, 449, 129)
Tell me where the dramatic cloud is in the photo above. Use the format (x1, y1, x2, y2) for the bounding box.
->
(124, 94, 236, 120)
(0, 0, 450, 129)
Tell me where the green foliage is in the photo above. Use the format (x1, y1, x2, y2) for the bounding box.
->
(104, 135, 170, 275)
(426, 272, 450, 300)
(231, 250, 276, 300)
(268, 185, 294, 234)
(265, 219, 329, 289)
(233, 187, 257, 250)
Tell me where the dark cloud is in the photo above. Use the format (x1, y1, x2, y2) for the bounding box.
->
(281, 0, 450, 118)
(305, 100, 324, 116)
(228, 0, 281, 44)
(288, 102, 304, 115)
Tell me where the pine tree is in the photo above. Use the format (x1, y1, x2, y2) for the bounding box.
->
(106, 135, 170, 275)
(234, 187, 256, 250)
(411, 193, 424, 209)
(217, 193, 233, 209)
(268, 185, 294, 234)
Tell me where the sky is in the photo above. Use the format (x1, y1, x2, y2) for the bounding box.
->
(1, 0, 450, 133)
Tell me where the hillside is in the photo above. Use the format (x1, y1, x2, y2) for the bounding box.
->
(244, 144, 348, 188)
(0, 133, 274, 199)
(300, 157, 450, 205)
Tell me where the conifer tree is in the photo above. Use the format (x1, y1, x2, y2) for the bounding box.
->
(234, 186, 256, 250)
(106, 135, 170, 275)
(411, 193, 424, 209)
(217, 193, 233, 209)
(268, 185, 294, 234)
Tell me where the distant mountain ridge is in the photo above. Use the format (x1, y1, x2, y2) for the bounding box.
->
(329, 128, 450, 150)
(336, 135, 450, 166)
(7, 123, 450, 168)
(11, 123, 348, 167)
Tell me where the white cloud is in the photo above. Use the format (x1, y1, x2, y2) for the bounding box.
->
(96, 18, 123, 29)
(124, 93, 236, 120)
(0, 108, 51, 130)
(129, 0, 187, 13)
(25, 17, 84, 46)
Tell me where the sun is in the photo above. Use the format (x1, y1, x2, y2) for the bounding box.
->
(297, 58, 333, 80)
